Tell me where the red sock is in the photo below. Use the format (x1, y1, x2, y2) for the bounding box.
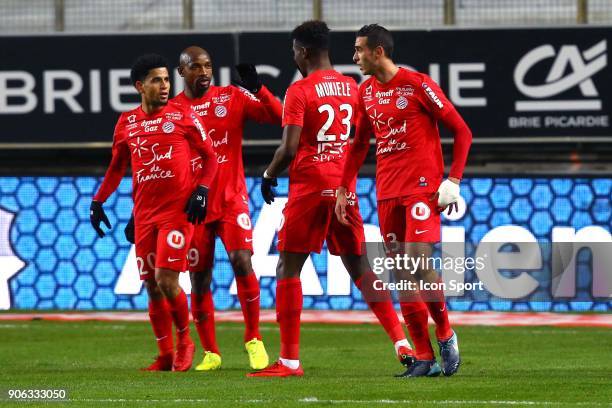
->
(276, 277, 302, 360)
(400, 300, 434, 360)
(166, 289, 191, 343)
(422, 278, 453, 340)
(236, 273, 262, 343)
(148, 298, 173, 356)
(191, 291, 220, 354)
(355, 272, 405, 343)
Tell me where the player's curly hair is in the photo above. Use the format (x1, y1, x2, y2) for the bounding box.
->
(130, 54, 170, 85)
(357, 24, 394, 58)
(291, 20, 330, 51)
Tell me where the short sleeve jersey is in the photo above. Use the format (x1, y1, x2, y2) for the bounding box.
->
(282, 69, 359, 198)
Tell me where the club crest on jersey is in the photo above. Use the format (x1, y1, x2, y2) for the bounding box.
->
(127, 114, 136, 124)
(167, 230, 185, 249)
(411, 202, 431, 221)
(237, 213, 252, 230)
(396, 96, 408, 110)
(215, 105, 227, 118)
(162, 122, 175, 133)
(422, 83, 444, 109)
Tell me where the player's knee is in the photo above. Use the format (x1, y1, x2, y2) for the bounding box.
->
(276, 260, 300, 280)
(276, 258, 286, 279)
(144, 279, 163, 300)
(340, 254, 365, 282)
(190, 270, 212, 294)
(155, 271, 178, 297)
(229, 251, 252, 277)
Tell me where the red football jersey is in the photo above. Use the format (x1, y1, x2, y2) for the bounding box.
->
(282, 69, 358, 198)
(173, 85, 282, 222)
(94, 102, 217, 225)
(353, 68, 456, 201)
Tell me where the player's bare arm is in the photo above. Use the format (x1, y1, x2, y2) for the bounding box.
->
(260, 124, 301, 204)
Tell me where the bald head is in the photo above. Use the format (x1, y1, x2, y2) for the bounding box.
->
(179, 46, 210, 67)
(178, 46, 213, 98)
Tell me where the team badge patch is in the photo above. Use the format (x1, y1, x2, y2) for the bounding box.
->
(396, 96, 408, 110)
(167, 230, 185, 249)
(237, 213, 252, 230)
(411, 202, 431, 221)
(162, 122, 175, 133)
(215, 105, 227, 118)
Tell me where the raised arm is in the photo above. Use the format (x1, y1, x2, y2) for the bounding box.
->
(242, 85, 283, 125)
(234, 63, 283, 125)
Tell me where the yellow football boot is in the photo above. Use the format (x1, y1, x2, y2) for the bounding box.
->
(245, 338, 269, 370)
(194, 351, 222, 371)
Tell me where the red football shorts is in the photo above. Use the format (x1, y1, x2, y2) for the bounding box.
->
(377, 193, 441, 244)
(278, 190, 364, 255)
(189, 198, 253, 272)
(135, 220, 194, 280)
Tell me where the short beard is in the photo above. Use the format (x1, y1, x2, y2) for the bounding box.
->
(150, 98, 168, 108)
(192, 82, 208, 97)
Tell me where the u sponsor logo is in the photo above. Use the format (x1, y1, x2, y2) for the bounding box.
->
(411, 202, 431, 221)
(166, 230, 185, 249)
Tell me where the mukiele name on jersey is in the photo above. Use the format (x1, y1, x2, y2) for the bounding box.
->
(314, 82, 352, 98)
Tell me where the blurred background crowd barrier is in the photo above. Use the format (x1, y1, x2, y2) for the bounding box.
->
(1, 0, 611, 33)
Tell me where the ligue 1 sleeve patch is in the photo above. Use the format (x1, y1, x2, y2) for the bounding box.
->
(422, 82, 444, 109)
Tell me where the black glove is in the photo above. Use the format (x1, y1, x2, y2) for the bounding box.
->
(233, 63, 262, 94)
(90, 201, 111, 238)
(124, 213, 135, 244)
(260, 174, 277, 205)
(185, 185, 209, 225)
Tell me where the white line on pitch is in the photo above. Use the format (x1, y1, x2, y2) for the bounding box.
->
(67, 398, 609, 406)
